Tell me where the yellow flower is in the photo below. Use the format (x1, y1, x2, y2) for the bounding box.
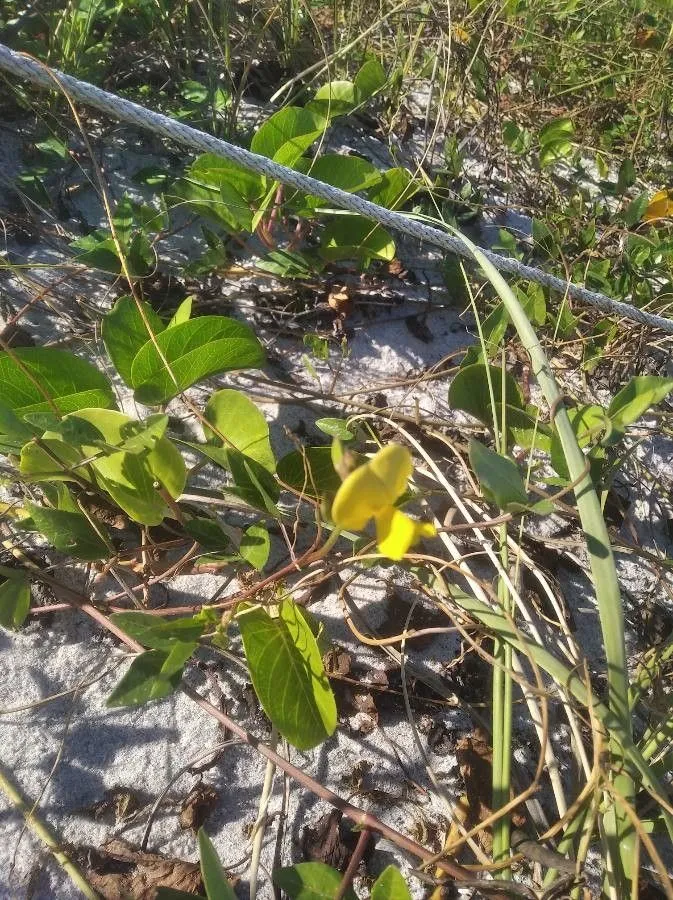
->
(331, 443, 436, 561)
(643, 189, 673, 223)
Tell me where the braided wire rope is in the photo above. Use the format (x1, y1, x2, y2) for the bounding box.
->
(1, 43, 672, 334)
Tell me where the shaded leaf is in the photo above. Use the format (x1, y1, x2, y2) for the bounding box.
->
(238, 599, 337, 749)
(468, 439, 530, 511)
(26, 502, 109, 560)
(320, 216, 395, 262)
(107, 645, 195, 707)
(0, 575, 31, 630)
(277, 447, 342, 500)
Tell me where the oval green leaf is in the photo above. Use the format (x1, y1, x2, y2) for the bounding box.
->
(26, 503, 109, 561)
(238, 599, 337, 750)
(273, 862, 356, 900)
(107, 645, 195, 707)
(0, 348, 115, 417)
(0, 575, 31, 630)
(468, 438, 530, 512)
(371, 866, 412, 900)
(101, 295, 165, 387)
(204, 389, 275, 471)
(130, 317, 265, 404)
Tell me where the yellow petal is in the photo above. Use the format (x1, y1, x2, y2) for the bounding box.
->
(368, 444, 413, 502)
(331, 463, 389, 530)
(643, 189, 673, 223)
(375, 508, 436, 561)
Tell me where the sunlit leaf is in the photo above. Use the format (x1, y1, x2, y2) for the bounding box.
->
(198, 829, 236, 900)
(371, 866, 412, 900)
(273, 862, 356, 900)
(238, 600, 337, 749)
(131, 317, 265, 404)
(109, 612, 205, 650)
(0, 348, 115, 417)
(102, 295, 166, 387)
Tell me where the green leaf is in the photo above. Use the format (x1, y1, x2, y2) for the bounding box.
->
(167, 297, 193, 329)
(277, 447, 342, 500)
(203, 389, 275, 472)
(118, 414, 169, 453)
(606, 376, 673, 439)
(130, 317, 265, 405)
(311, 81, 359, 117)
(353, 58, 387, 99)
(624, 192, 650, 227)
(107, 645, 195, 707)
(449, 363, 524, 427)
(273, 862, 356, 900)
(238, 599, 337, 749)
(298, 155, 381, 210)
(371, 866, 412, 900)
(367, 167, 417, 210)
(251, 107, 326, 166)
(468, 439, 530, 511)
(239, 522, 270, 570)
(0, 348, 115, 417)
(45, 409, 185, 525)
(102, 296, 166, 387)
(109, 612, 205, 650)
(0, 400, 37, 443)
(0, 575, 31, 630)
(320, 216, 395, 262)
(315, 418, 354, 440)
(198, 828, 236, 900)
(617, 158, 636, 194)
(26, 502, 109, 560)
(184, 517, 231, 551)
(178, 155, 265, 232)
(70, 234, 122, 273)
(539, 117, 575, 146)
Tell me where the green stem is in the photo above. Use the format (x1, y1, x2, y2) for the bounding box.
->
(0, 763, 99, 899)
(454, 231, 636, 890)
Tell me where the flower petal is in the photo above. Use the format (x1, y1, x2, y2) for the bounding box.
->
(375, 508, 436, 561)
(331, 463, 390, 530)
(368, 444, 413, 502)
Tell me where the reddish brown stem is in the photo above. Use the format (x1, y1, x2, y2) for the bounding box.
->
(181, 684, 471, 883)
(335, 827, 371, 900)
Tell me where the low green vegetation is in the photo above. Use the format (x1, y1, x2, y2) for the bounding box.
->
(1, 2, 672, 898)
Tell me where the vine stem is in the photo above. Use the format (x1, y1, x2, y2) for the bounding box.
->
(181, 684, 474, 883)
(335, 827, 371, 900)
(0, 764, 99, 899)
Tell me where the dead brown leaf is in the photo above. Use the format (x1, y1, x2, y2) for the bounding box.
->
(77, 838, 203, 899)
(301, 810, 357, 872)
(179, 784, 219, 833)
